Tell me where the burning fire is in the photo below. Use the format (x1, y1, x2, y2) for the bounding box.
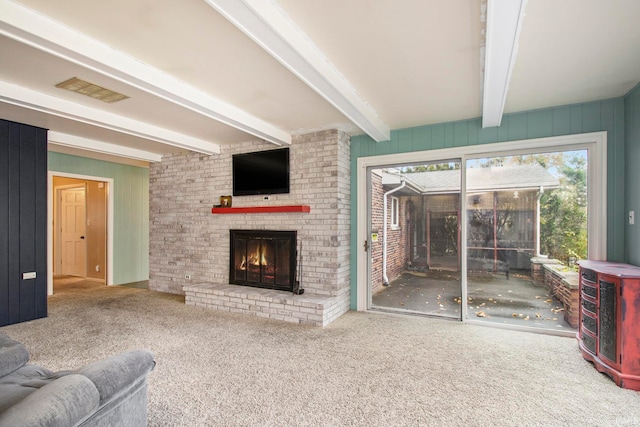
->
(238, 245, 268, 270)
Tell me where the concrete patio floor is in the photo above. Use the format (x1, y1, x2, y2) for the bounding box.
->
(372, 269, 575, 333)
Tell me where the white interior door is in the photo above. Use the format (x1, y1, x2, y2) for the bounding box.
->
(60, 187, 86, 277)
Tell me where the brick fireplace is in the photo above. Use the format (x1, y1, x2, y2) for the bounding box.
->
(229, 229, 298, 292)
(148, 130, 351, 326)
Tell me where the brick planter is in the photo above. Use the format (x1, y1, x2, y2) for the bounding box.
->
(531, 257, 579, 328)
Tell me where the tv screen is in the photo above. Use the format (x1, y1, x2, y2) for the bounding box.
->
(232, 148, 290, 196)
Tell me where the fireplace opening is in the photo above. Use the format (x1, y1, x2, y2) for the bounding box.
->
(230, 230, 297, 292)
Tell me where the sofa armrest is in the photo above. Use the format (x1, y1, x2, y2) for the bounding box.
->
(75, 350, 155, 404)
(0, 374, 99, 427)
(0, 334, 29, 377)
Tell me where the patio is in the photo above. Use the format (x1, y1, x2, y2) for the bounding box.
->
(372, 268, 574, 333)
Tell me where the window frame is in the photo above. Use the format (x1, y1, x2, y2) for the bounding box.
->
(390, 196, 400, 229)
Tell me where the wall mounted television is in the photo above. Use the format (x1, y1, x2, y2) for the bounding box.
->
(232, 148, 290, 196)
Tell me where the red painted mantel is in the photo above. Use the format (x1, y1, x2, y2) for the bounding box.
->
(211, 205, 311, 214)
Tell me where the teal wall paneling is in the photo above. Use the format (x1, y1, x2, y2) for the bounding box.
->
(625, 84, 640, 265)
(507, 114, 527, 141)
(432, 124, 445, 149)
(350, 98, 627, 309)
(48, 152, 149, 285)
(412, 126, 430, 151)
(452, 121, 467, 147)
(398, 129, 413, 153)
(551, 107, 571, 135)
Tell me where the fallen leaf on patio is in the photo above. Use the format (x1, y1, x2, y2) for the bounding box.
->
(498, 294, 502, 297)
(536, 313, 542, 318)
(551, 307, 564, 313)
(512, 313, 518, 317)
(488, 298, 494, 301)
(553, 318, 557, 321)
(524, 316, 530, 320)
(545, 299, 553, 303)
(399, 302, 405, 306)
(508, 290, 513, 293)
(518, 313, 524, 318)
(476, 311, 486, 317)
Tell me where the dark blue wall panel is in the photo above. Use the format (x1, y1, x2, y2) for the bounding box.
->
(0, 119, 47, 326)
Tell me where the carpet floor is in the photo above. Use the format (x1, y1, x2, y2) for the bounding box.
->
(1, 278, 640, 426)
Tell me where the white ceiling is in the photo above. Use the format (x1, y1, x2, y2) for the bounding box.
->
(0, 0, 639, 165)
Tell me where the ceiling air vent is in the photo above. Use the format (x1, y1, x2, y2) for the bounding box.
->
(55, 77, 129, 103)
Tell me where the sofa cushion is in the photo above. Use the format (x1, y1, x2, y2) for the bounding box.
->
(0, 374, 100, 427)
(0, 334, 29, 377)
(0, 364, 70, 413)
(0, 334, 154, 427)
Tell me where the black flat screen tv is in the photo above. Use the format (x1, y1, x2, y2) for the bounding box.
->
(232, 148, 290, 196)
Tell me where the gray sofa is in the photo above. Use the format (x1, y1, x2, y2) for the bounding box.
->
(0, 333, 155, 427)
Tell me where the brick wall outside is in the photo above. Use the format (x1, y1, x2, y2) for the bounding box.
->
(370, 173, 384, 293)
(385, 198, 408, 281)
(370, 172, 410, 294)
(149, 130, 350, 317)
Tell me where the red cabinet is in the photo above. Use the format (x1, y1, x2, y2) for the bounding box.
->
(578, 260, 640, 390)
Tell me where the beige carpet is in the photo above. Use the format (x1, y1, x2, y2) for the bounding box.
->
(1, 278, 640, 426)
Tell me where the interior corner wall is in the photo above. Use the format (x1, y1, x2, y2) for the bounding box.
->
(625, 84, 640, 265)
(350, 98, 626, 309)
(48, 152, 149, 285)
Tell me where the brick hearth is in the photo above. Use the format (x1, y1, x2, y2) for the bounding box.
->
(184, 283, 344, 326)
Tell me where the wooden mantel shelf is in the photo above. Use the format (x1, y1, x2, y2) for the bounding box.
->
(211, 205, 311, 214)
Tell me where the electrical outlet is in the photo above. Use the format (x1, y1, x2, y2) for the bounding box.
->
(185, 274, 191, 280)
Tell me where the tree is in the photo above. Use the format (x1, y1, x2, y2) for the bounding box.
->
(539, 153, 587, 263)
(475, 151, 588, 264)
(401, 162, 460, 173)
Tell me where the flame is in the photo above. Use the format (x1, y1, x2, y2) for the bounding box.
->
(238, 245, 269, 270)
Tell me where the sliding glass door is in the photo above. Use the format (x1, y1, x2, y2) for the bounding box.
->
(363, 142, 595, 335)
(464, 151, 587, 332)
(368, 161, 462, 320)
